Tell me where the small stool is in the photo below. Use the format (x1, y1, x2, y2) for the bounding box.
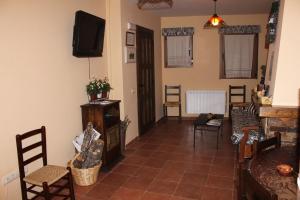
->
(193, 114, 224, 149)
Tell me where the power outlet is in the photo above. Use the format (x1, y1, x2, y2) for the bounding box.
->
(2, 167, 28, 185)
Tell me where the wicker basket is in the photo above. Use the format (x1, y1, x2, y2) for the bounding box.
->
(69, 154, 102, 186)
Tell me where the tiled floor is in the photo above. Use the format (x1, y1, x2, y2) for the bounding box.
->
(75, 119, 237, 200)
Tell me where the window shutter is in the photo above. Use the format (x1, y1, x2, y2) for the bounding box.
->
(166, 36, 192, 67)
(224, 34, 255, 78)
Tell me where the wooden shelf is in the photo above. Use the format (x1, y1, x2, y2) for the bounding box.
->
(259, 106, 299, 118)
(81, 100, 122, 169)
(251, 93, 299, 118)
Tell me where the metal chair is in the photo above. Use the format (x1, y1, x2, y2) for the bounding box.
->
(163, 85, 182, 121)
(16, 126, 75, 200)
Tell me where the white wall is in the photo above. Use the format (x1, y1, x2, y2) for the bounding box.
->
(266, 0, 300, 106)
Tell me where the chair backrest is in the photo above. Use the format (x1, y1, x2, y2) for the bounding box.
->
(16, 126, 47, 180)
(165, 85, 181, 103)
(254, 132, 281, 156)
(229, 85, 246, 103)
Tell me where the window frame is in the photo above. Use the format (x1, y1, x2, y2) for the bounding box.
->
(164, 35, 194, 68)
(220, 33, 259, 79)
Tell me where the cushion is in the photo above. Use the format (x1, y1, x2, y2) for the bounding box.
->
(245, 102, 256, 115)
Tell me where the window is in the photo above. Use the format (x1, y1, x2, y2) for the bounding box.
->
(162, 27, 194, 68)
(220, 33, 258, 79)
(164, 36, 193, 67)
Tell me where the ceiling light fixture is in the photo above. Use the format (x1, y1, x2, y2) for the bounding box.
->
(137, 0, 173, 10)
(204, 0, 226, 29)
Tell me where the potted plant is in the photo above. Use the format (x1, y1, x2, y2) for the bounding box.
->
(100, 77, 112, 99)
(86, 79, 100, 101)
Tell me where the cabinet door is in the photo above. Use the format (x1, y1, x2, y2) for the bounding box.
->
(103, 104, 120, 129)
(81, 106, 104, 133)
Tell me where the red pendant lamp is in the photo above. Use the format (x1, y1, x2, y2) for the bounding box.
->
(204, 0, 227, 29)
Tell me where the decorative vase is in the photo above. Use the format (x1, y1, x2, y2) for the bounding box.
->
(89, 94, 97, 102)
(102, 91, 108, 99)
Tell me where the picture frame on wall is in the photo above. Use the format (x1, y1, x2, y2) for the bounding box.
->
(126, 32, 135, 46)
(124, 46, 136, 63)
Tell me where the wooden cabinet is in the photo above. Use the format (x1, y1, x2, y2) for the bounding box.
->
(81, 100, 121, 168)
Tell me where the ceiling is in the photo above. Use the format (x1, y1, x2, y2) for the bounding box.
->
(129, 0, 273, 16)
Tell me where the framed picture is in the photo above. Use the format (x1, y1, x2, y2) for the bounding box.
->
(126, 32, 135, 46)
(124, 47, 136, 63)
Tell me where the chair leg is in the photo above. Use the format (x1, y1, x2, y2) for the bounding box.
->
(179, 105, 182, 122)
(20, 180, 28, 200)
(165, 106, 168, 120)
(193, 126, 196, 148)
(217, 128, 219, 150)
(67, 167, 76, 200)
(42, 182, 51, 200)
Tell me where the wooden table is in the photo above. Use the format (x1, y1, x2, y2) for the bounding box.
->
(246, 146, 298, 199)
(193, 114, 224, 149)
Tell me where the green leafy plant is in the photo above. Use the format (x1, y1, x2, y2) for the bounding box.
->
(100, 77, 112, 92)
(86, 79, 100, 95)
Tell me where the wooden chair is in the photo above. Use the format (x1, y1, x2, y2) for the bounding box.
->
(163, 85, 182, 121)
(16, 126, 75, 200)
(229, 85, 248, 117)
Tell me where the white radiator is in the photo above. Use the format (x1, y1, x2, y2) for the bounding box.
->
(186, 90, 226, 114)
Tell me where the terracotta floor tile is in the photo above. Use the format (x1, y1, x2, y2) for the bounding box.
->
(113, 164, 141, 175)
(143, 158, 167, 168)
(201, 186, 233, 200)
(209, 165, 234, 177)
(86, 183, 119, 199)
(157, 145, 178, 152)
(74, 184, 95, 196)
(147, 179, 178, 195)
(122, 155, 148, 166)
(156, 168, 184, 182)
(134, 166, 161, 178)
(185, 163, 211, 175)
(100, 173, 130, 187)
(134, 150, 155, 157)
(212, 157, 235, 167)
(174, 183, 202, 200)
(163, 161, 187, 172)
(141, 192, 172, 200)
(123, 176, 154, 190)
(110, 187, 144, 200)
(180, 173, 207, 186)
(205, 175, 234, 190)
(140, 144, 161, 150)
(75, 120, 237, 200)
(169, 196, 195, 200)
(75, 195, 98, 200)
(151, 151, 171, 160)
(192, 155, 214, 164)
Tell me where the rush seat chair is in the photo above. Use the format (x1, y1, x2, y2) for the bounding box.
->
(163, 85, 182, 121)
(229, 85, 248, 117)
(16, 126, 75, 200)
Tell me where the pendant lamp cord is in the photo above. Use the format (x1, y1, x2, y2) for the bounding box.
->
(214, 0, 217, 14)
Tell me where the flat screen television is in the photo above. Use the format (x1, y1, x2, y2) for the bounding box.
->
(72, 10, 105, 57)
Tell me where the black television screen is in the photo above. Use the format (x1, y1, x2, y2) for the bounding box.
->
(72, 10, 105, 57)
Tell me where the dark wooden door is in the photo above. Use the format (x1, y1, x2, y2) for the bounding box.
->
(136, 26, 155, 135)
